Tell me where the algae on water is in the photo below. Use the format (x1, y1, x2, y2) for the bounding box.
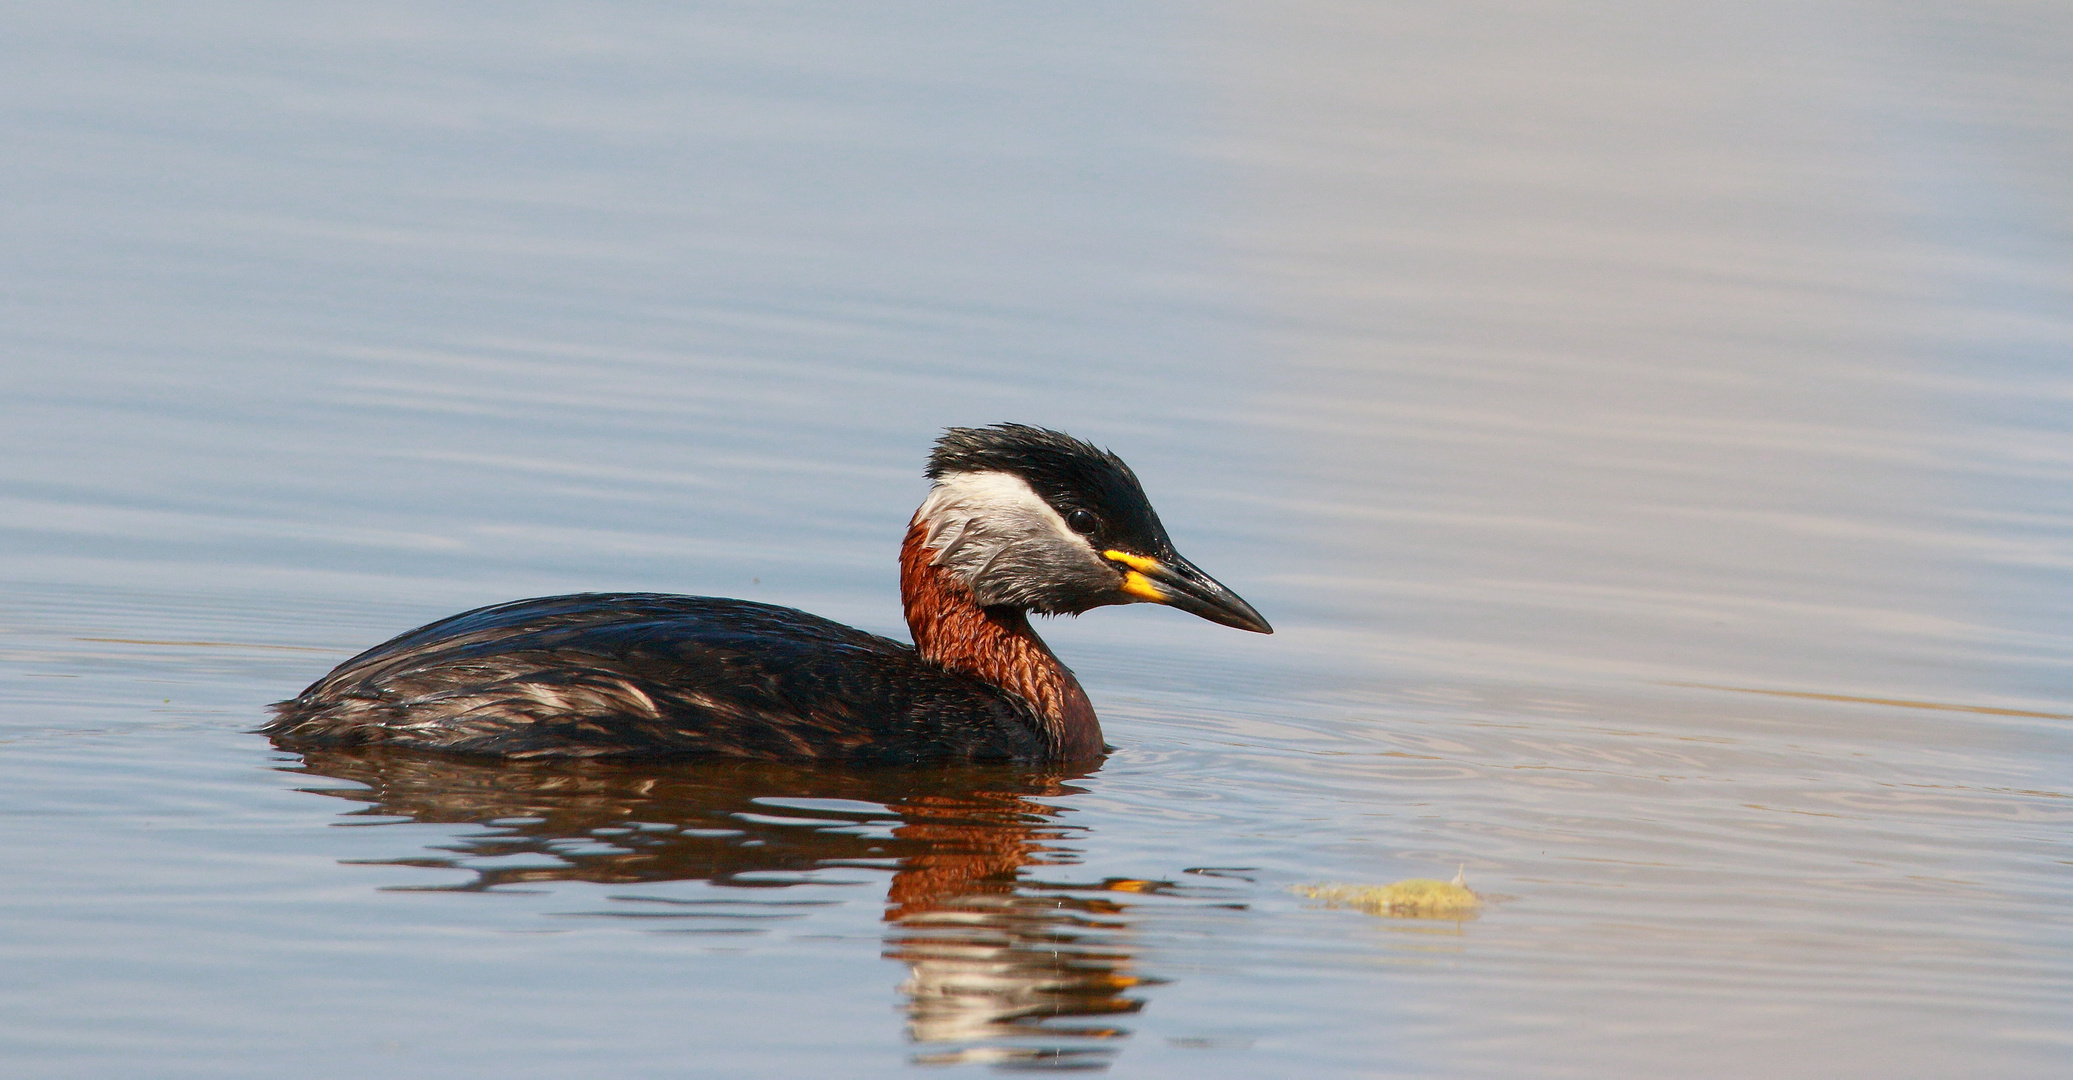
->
(1292, 873, 1482, 919)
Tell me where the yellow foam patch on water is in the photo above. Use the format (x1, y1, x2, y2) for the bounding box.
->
(1292, 878, 1482, 919)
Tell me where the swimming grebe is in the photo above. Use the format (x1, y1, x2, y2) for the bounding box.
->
(264, 424, 1270, 762)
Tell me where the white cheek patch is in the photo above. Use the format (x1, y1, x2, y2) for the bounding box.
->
(914, 470, 1105, 607)
(918, 471, 1085, 562)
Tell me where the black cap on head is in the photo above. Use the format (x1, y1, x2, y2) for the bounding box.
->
(928, 424, 1175, 557)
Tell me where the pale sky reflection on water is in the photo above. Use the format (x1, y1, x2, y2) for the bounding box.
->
(0, 3, 2069, 1078)
(1221, 1, 2067, 702)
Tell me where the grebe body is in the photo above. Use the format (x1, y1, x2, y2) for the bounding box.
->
(265, 425, 1270, 763)
(266, 594, 1054, 762)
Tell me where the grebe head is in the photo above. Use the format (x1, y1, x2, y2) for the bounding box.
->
(915, 424, 1272, 634)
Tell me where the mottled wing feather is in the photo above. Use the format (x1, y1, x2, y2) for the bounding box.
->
(264, 594, 1050, 762)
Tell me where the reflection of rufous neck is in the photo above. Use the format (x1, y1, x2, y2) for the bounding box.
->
(882, 792, 1043, 921)
(899, 519, 1103, 761)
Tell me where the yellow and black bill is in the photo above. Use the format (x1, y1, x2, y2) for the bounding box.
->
(1103, 549, 1273, 634)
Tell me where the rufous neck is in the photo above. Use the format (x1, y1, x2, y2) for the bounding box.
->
(900, 520, 1103, 760)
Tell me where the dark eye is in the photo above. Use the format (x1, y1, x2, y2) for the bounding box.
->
(1065, 509, 1098, 534)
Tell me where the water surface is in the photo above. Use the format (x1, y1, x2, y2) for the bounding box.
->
(2, 3, 2069, 1077)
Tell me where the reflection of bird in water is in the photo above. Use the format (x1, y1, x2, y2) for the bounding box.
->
(265, 425, 1269, 762)
(281, 747, 1230, 1067)
(889, 889, 1154, 1069)
(878, 793, 1160, 1068)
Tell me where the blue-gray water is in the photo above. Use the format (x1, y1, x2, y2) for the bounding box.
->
(3, 3, 2069, 1077)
